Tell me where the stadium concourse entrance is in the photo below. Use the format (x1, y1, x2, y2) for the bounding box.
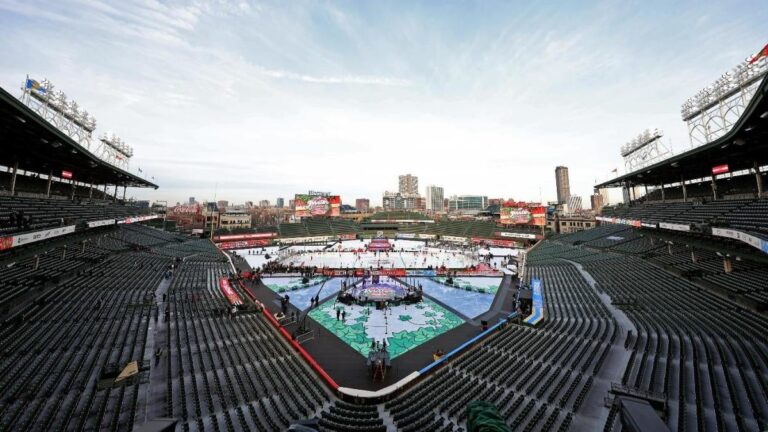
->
(231, 260, 520, 391)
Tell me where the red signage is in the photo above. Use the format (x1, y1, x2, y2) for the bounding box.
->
(214, 232, 277, 241)
(61, 170, 73, 179)
(217, 239, 271, 250)
(712, 164, 729, 175)
(471, 237, 519, 247)
(219, 277, 243, 306)
(530, 206, 546, 226)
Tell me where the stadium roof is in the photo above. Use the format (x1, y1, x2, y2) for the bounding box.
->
(0, 86, 157, 189)
(596, 75, 768, 189)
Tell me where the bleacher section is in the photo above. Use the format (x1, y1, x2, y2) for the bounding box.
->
(530, 241, 768, 432)
(601, 197, 768, 235)
(0, 194, 144, 235)
(369, 211, 431, 221)
(278, 219, 362, 238)
(0, 224, 336, 431)
(554, 224, 768, 307)
(380, 250, 617, 432)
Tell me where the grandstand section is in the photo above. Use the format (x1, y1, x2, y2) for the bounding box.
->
(533, 236, 768, 432)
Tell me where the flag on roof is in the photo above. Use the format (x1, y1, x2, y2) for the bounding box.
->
(138, 167, 143, 173)
(749, 43, 768, 64)
(611, 168, 618, 174)
(25, 78, 46, 94)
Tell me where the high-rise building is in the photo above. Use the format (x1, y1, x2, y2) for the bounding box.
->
(259, 200, 270, 208)
(217, 200, 229, 211)
(398, 174, 419, 196)
(590, 193, 604, 213)
(355, 198, 370, 212)
(425, 185, 444, 212)
(188, 197, 195, 205)
(555, 166, 570, 204)
(288, 199, 296, 209)
(276, 198, 284, 208)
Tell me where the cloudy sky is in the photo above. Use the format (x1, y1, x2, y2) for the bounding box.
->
(0, 0, 766, 206)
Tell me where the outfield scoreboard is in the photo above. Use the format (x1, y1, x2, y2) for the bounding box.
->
(294, 193, 341, 217)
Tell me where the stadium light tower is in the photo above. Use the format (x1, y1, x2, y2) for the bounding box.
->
(620, 128, 669, 174)
(681, 50, 768, 148)
(19, 76, 97, 150)
(95, 132, 134, 171)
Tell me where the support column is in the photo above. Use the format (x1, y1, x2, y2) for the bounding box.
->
(34, 255, 40, 271)
(723, 257, 733, 274)
(10, 161, 18, 195)
(691, 250, 697, 263)
(711, 176, 718, 200)
(122, 185, 127, 201)
(113, 184, 118, 202)
(46, 170, 53, 197)
(103, 183, 108, 199)
(71, 180, 76, 201)
(755, 161, 764, 197)
(89, 183, 94, 199)
(681, 176, 687, 202)
(660, 183, 665, 202)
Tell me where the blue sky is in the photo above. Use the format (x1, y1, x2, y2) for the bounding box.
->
(0, 0, 766, 206)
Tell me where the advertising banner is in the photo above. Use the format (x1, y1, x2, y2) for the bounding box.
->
(494, 231, 537, 240)
(712, 227, 768, 253)
(169, 204, 201, 215)
(406, 269, 437, 277)
(500, 207, 531, 225)
(0, 225, 80, 251)
(471, 237, 519, 247)
(659, 222, 691, 232)
(279, 236, 333, 244)
(524, 277, 544, 325)
(370, 219, 435, 224)
(441, 235, 468, 243)
(217, 239, 272, 250)
(87, 219, 116, 228)
(294, 194, 341, 218)
(11, 225, 77, 249)
(396, 233, 416, 239)
(712, 164, 729, 175)
(530, 206, 547, 226)
(118, 215, 160, 224)
(417, 234, 437, 240)
(371, 268, 407, 277)
(337, 233, 357, 240)
(214, 232, 277, 241)
(0, 235, 14, 251)
(218, 277, 243, 306)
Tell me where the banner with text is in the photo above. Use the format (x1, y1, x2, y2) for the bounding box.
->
(712, 227, 768, 254)
(494, 231, 537, 240)
(214, 232, 277, 241)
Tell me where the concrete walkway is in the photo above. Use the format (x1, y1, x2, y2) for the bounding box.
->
(561, 259, 637, 431)
(136, 275, 172, 427)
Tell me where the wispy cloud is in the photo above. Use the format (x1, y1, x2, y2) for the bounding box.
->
(0, 0, 766, 205)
